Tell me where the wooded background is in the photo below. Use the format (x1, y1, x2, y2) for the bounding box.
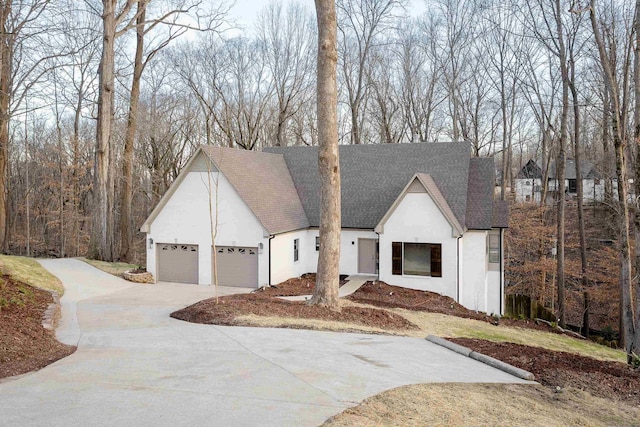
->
(0, 0, 638, 348)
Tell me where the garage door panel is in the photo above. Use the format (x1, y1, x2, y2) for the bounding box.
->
(214, 246, 258, 288)
(157, 243, 199, 284)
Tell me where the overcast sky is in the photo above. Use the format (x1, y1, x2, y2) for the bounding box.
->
(228, 0, 428, 32)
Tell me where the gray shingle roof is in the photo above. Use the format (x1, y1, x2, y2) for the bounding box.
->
(266, 143, 474, 229)
(202, 146, 309, 234)
(519, 158, 602, 180)
(466, 158, 495, 230)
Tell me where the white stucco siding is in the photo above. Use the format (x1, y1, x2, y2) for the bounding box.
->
(515, 178, 541, 203)
(146, 171, 269, 286)
(378, 192, 458, 298)
(460, 229, 503, 314)
(271, 229, 378, 285)
(270, 230, 314, 285)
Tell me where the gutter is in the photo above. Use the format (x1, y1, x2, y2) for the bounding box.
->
(375, 231, 381, 281)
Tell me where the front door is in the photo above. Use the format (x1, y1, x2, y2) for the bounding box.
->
(358, 238, 377, 274)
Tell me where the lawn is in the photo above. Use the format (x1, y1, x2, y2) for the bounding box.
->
(80, 257, 138, 278)
(0, 255, 64, 296)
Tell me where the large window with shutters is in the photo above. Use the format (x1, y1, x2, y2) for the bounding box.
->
(392, 242, 442, 277)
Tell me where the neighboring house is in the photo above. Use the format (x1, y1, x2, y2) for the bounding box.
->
(140, 143, 508, 314)
(515, 158, 604, 203)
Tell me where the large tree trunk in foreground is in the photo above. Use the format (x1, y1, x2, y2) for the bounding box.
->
(310, 0, 341, 311)
(119, 0, 146, 262)
(0, 3, 12, 251)
(633, 0, 640, 355)
(89, 0, 118, 261)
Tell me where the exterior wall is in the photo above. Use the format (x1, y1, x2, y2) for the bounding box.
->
(270, 228, 379, 285)
(517, 178, 606, 203)
(460, 229, 503, 314)
(146, 170, 269, 286)
(270, 229, 313, 285)
(515, 178, 541, 203)
(378, 192, 458, 299)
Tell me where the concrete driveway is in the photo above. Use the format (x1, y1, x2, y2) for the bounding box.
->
(0, 259, 530, 426)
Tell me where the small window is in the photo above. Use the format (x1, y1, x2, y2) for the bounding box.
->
(488, 233, 500, 264)
(294, 239, 299, 262)
(315, 236, 320, 251)
(525, 195, 531, 202)
(239, 248, 246, 254)
(594, 178, 601, 185)
(568, 179, 577, 193)
(391, 242, 441, 277)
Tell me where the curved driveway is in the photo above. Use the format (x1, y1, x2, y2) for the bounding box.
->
(0, 259, 530, 426)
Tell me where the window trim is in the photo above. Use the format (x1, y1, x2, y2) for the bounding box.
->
(488, 233, 500, 264)
(391, 242, 442, 277)
(293, 238, 299, 262)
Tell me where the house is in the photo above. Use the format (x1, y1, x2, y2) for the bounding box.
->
(140, 143, 508, 315)
(515, 158, 604, 203)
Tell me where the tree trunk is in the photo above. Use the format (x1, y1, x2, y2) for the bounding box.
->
(633, 0, 640, 353)
(589, 0, 636, 359)
(89, 0, 117, 261)
(119, 0, 146, 262)
(555, 0, 569, 328)
(0, 3, 12, 252)
(311, 0, 341, 311)
(570, 55, 588, 295)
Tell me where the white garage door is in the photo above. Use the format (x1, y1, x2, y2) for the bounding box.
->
(157, 243, 199, 284)
(214, 246, 258, 288)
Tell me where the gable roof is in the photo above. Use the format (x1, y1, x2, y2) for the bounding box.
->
(266, 142, 472, 229)
(375, 173, 464, 236)
(141, 146, 309, 235)
(466, 158, 496, 229)
(517, 158, 602, 180)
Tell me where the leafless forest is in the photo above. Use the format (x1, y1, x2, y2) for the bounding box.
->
(0, 1, 638, 350)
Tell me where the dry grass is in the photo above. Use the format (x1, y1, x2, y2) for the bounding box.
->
(81, 257, 138, 278)
(234, 314, 405, 336)
(394, 309, 627, 363)
(0, 255, 64, 296)
(325, 383, 640, 427)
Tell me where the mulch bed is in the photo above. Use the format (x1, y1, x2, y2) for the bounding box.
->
(171, 275, 417, 332)
(257, 273, 348, 297)
(450, 338, 640, 406)
(0, 277, 75, 379)
(347, 281, 556, 333)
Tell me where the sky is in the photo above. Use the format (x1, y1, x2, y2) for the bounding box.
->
(228, 0, 428, 32)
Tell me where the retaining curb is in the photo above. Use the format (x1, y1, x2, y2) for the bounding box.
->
(426, 335, 535, 381)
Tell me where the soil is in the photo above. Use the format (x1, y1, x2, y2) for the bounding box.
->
(450, 338, 640, 407)
(347, 281, 558, 333)
(0, 277, 75, 379)
(171, 275, 417, 332)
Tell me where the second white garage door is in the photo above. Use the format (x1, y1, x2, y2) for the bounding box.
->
(214, 246, 258, 288)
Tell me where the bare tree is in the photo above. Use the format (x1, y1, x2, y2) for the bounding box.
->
(310, 0, 341, 311)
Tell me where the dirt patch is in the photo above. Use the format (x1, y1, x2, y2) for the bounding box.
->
(171, 277, 417, 333)
(257, 273, 348, 297)
(348, 281, 556, 333)
(0, 277, 75, 379)
(450, 338, 640, 406)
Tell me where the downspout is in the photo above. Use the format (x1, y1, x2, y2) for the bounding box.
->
(268, 235, 275, 286)
(375, 231, 381, 281)
(500, 228, 504, 315)
(456, 235, 462, 303)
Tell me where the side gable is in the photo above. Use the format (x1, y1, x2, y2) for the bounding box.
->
(516, 159, 542, 179)
(375, 173, 464, 237)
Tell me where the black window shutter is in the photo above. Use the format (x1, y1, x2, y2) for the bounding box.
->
(392, 242, 402, 275)
(431, 244, 442, 277)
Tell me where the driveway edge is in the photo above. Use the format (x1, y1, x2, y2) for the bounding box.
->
(426, 335, 535, 381)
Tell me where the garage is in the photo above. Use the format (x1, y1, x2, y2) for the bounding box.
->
(157, 243, 199, 284)
(214, 246, 258, 288)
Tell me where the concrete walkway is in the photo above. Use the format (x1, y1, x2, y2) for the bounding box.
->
(279, 274, 373, 302)
(0, 260, 531, 426)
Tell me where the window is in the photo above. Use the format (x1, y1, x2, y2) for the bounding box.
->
(488, 233, 500, 264)
(293, 239, 299, 262)
(568, 179, 577, 193)
(391, 242, 441, 277)
(315, 236, 320, 251)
